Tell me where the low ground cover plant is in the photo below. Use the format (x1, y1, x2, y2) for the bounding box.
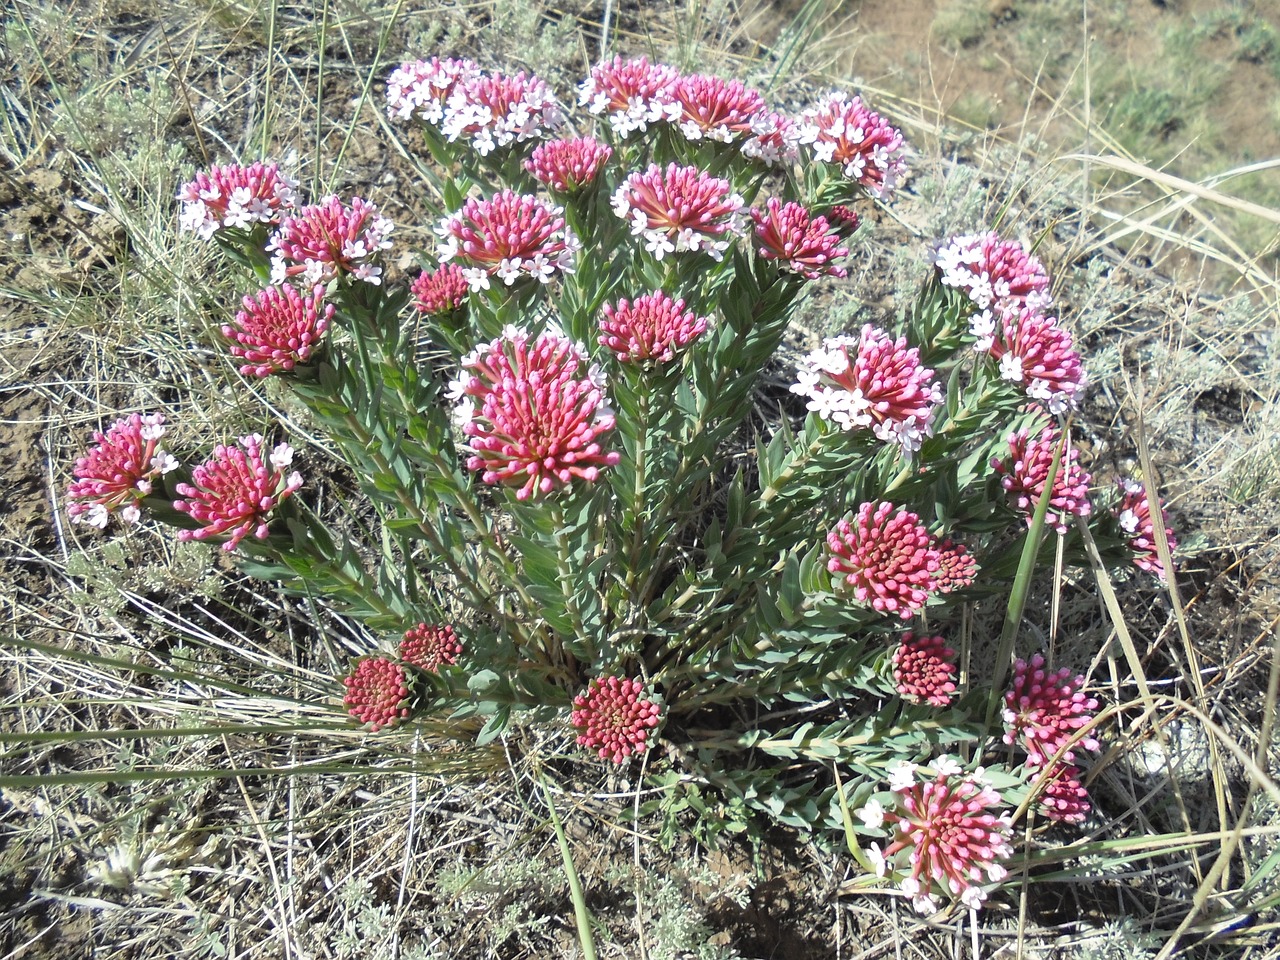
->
(64, 53, 1178, 915)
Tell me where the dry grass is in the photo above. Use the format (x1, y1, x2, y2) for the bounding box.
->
(2, 0, 1279, 957)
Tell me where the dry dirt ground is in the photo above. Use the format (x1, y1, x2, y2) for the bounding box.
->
(2, 1, 1279, 957)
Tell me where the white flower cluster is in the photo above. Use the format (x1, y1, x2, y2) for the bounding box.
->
(385, 57, 481, 123)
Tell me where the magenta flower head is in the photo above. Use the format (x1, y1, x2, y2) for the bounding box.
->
(827, 501, 941, 619)
(742, 111, 801, 165)
(599, 291, 711, 364)
(1002, 653, 1100, 767)
(570, 676, 662, 763)
(1114, 478, 1177, 583)
(611, 162, 745, 261)
(449, 328, 621, 501)
(1035, 764, 1090, 823)
(67, 413, 179, 529)
(669, 73, 767, 143)
(268, 196, 393, 287)
(173, 434, 303, 552)
(525, 137, 613, 193)
(411, 263, 470, 316)
(935, 232, 1052, 314)
(893, 633, 958, 707)
(385, 57, 481, 123)
(177, 162, 298, 240)
(342, 656, 417, 731)
(991, 424, 1092, 534)
(796, 94, 907, 199)
(752, 198, 850, 280)
(982, 307, 1086, 415)
(858, 760, 1014, 913)
(440, 69, 564, 155)
(828, 205, 862, 235)
(933, 539, 978, 594)
(790, 325, 942, 454)
(435, 190, 579, 292)
(399, 622, 462, 672)
(578, 56, 681, 136)
(222, 284, 333, 377)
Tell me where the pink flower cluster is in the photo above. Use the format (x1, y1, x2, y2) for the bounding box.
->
(742, 111, 800, 165)
(669, 73, 767, 143)
(791, 324, 941, 454)
(388, 59, 564, 154)
(936, 233, 1085, 413)
(449, 328, 620, 500)
(268, 196, 393, 287)
(796, 94, 908, 199)
(1114, 478, 1177, 583)
(411, 263, 470, 315)
(435, 190, 579, 291)
(570, 676, 662, 763)
(984, 307, 1086, 414)
(933, 539, 978, 593)
(935, 232, 1052, 314)
(1003, 653, 1099, 767)
(177, 162, 298, 239)
(173, 434, 303, 551)
(827, 501, 941, 619)
(1037, 764, 1090, 823)
(400, 622, 462, 672)
(343, 656, 414, 731)
(611, 163, 745, 261)
(525, 137, 612, 193)
(66, 413, 179, 529)
(222, 284, 333, 377)
(385, 56, 480, 123)
(859, 760, 1013, 913)
(598, 291, 711, 363)
(752, 198, 849, 279)
(578, 56, 681, 136)
(892, 633, 958, 706)
(992, 424, 1092, 534)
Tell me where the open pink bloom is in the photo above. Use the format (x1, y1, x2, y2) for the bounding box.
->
(1114, 478, 1177, 583)
(177, 162, 298, 239)
(525, 137, 613, 193)
(827, 501, 941, 619)
(933, 539, 977, 593)
(411, 263, 470, 315)
(743, 111, 801, 165)
(893, 633, 958, 706)
(992, 425, 1092, 534)
(222, 284, 333, 377)
(173, 434, 303, 552)
(1003, 653, 1099, 767)
(578, 56, 681, 136)
(570, 676, 662, 763)
(752, 198, 849, 279)
(385, 57, 481, 123)
(599, 291, 711, 363)
(343, 656, 414, 731)
(1036, 764, 1090, 823)
(796, 94, 908, 199)
(268, 196, 393, 287)
(935, 232, 1052, 314)
(862, 763, 1014, 913)
(435, 190, 579, 291)
(790, 325, 942, 453)
(400, 623, 462, 672)
(982, 307, 1086, 414)
(669, 73, 767, 142)
(440, 69, 564, 155)
(450, 328, 620, 500)
(67, 413, 178, 529)
(611, 162, 745, 261)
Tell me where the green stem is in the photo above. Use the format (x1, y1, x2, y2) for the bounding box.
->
(537, 768, 598, 960)
(551, 500, 593, 663)
(624, 385, 650, 601)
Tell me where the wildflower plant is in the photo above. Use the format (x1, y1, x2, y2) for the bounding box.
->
(67, 56, 1183, 916)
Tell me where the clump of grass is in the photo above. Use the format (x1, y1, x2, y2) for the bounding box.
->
(933, 0, 989, 53)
